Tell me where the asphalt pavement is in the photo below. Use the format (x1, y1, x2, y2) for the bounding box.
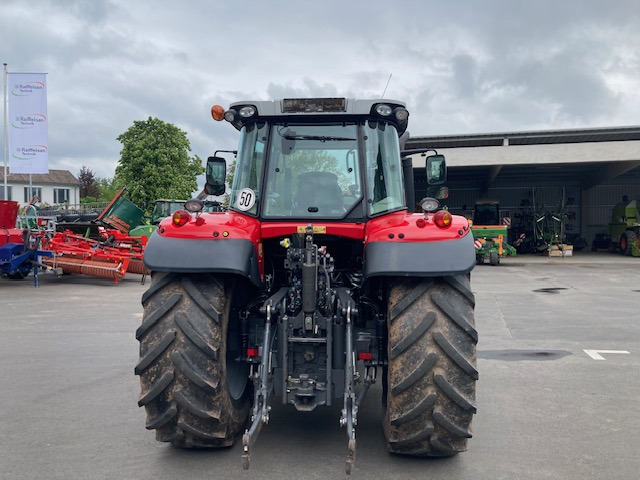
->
(1, 251, 639, 479)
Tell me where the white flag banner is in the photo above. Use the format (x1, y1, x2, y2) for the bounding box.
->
(8, 73, 49, 174)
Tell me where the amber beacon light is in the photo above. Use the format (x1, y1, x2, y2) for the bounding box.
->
(211, 104, 225, 121)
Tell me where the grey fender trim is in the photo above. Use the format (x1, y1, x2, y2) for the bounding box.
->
(364, 233, 476, 278)
(143, 231, 261, 286)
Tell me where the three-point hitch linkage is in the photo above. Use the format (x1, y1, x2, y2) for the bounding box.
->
(241, 225, 373, 474)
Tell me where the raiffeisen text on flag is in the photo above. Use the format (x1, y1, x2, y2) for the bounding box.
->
(8, 73, 48, 174)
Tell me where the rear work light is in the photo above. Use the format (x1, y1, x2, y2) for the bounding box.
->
(172, 210, 191, 227)
(224, 109, 237, 122)
(433, 210, 453, 229)
(375, 104, 393, 116)
(239, 105, 257, 118)
(394, 107, 409, 122)
(419, 197, 440, 213)
(184, 199, 204, 213)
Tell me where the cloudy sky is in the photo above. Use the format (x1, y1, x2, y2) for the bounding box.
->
(1, 0, 639, 182)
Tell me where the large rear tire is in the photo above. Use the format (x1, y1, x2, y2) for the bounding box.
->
(135, 272, 252, 448)
(384, 276, 477, 456)
(621, 231, 636, 256)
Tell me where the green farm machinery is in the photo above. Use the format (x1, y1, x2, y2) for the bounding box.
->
(471, 200, 516, 265)
(129, 199, 223, 237)
(608, 197, 640, 256)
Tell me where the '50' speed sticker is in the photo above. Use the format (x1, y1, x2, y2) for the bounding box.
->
(236, 188, 256, 211)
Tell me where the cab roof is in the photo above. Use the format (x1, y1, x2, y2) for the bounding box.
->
(229, 98, 406, 117)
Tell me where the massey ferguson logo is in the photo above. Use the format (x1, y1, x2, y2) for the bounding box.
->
(12, 82, 45, 96)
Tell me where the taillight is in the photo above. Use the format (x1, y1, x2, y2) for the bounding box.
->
(172, 210, 191, 227)
(433, 210, 453, 229)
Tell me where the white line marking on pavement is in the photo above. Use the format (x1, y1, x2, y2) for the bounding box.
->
(583, 349, 630, 360)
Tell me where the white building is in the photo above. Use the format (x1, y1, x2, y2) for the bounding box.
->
(0, 169, 81, 206)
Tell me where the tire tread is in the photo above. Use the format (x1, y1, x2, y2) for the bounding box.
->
(136, 273, 251, 448)
(384, 276, 477, 457)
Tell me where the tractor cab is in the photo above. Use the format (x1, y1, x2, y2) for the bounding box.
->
(473, 200, 501, 226)
(150, 199, 187, 223)
(205, 98, 445, 220)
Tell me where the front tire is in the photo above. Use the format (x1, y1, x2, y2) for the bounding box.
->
(135, 272, 252, 448)
(384, 276, 477, 456)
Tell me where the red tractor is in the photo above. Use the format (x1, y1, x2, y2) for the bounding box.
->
(135, 98, 477, 474)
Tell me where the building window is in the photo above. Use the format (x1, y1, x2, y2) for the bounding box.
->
(0, 186, 12, 201)
(24, 187, 43, 203)
(54, 188, 70, 204)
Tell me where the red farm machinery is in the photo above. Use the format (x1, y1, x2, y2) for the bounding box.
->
(1, 200, 56, 284)
(40, 191, 148, 282)
(2, 190, 149, 284)
(135, 98, 478, 474)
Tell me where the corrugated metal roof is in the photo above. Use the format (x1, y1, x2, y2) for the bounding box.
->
(407, 125, 640, 149)
(0, 169, 80, 185)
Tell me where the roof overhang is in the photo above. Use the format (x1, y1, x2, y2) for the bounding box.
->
(407, 126, 640, 190)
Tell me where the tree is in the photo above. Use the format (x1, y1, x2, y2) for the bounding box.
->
(96, 177, 121, 202)
(78, 165, 100, 198)
(114, 117, 204, 207)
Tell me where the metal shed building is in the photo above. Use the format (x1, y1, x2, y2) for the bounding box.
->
(407, 126, 640, 247)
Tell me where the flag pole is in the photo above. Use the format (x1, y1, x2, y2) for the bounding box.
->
(3, 63, 8, 201)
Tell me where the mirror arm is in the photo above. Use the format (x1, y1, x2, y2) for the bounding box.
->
(214, 149, 238, 157)
(400, 148, 439, 156)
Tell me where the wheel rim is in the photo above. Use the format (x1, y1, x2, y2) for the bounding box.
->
(226, 351, 249, 400)
(226, 312, 249, 401)
(620, 236, 627, 252)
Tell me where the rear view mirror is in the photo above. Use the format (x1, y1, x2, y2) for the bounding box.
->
(205, 156, 227, 196)
(426, 154, 447, 185)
